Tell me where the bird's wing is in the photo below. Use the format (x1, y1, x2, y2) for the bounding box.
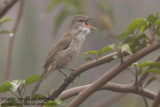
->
(43, 32, 72, 70)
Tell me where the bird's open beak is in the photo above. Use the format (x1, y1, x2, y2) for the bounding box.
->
(85, 20, 96, 30)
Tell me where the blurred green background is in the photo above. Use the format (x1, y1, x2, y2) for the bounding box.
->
(0, 0, 160, 106)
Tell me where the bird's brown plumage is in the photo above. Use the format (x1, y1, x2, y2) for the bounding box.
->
(31, 15, 95, 97)
(43, 32, 72, 71)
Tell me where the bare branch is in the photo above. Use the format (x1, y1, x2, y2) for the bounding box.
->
(67, 42, 160, 107)
(58, 82, 156, 101)
(152, 91, 160, 107)
(3, 0, 24, 82)
(0, 0, 19, 18)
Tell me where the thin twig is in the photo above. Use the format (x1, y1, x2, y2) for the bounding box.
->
(9, 90, 19, 98)
(3, 0, 24, 82)
(0, 0, 19, 18)
(134, 66, 139, 86)
(21, 85, 26, 97)
(139, 85, 149, 107)
(128, 67, 136, 76)
(17, 87, 25, 107)
(151, 25, 156, 43)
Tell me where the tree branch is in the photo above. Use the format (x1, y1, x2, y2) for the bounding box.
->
(46, 51, 126, 101)
(0, 0, 19, 18)
(67, 42, 160, 107)
(3, 0, 24, 82)
(152, 91, 160, 107)
(59, 82, 156, 101)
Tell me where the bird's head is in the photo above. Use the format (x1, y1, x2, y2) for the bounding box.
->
(69, 15, 96, 35)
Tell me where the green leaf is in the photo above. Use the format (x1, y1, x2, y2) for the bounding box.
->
(113, 55, 118, 59)
(134, 33, 148, 42)
(45, 0, 62, 12)
(10, 80, 22, 92)
(121, 44, 132, 55)
(25, 75, 40, 86)
(49, 89, 55, 94)
(156, 27, 160, 37)
(101, 46, 113, 53)
(101, 44, 115, 54)
(139, 61, 160, 69)
(0, 30, 11, 34)
(132, 62, 138, 68)
(131, 33, 148, 47)
(141, 26, 147, 33)
(0, 17, 11, 24)
(0, 81, 12, 93)
(120, 18, 147, 39)
(144, 76, 156, 88)
(85, 57, 93, 61)
(32, 94, 46, 101)
(144, 68, 160, 74)
(147, 14, 158, 24)
(96, 51, 102, 57)
(44, 100, 56, 107)
(156, 19, 160, 27)
(109, 44, 116, 49)
(123, 36, 135, 44)
(53, 8, 68, 34)
(54, 98, 66, 105)
(82, 51, 97, 56)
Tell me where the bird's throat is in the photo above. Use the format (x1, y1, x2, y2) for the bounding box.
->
(76, 24, 90, 36)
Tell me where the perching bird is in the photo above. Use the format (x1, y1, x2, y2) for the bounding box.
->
(31, 15, 96, 96)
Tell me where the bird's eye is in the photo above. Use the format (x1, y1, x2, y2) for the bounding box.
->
(79, 19, 83, 22)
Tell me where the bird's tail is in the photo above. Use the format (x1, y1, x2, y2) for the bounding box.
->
(31, 68, 55, 98)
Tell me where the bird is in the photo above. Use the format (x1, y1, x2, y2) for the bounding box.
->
(31, 15, 96, 96)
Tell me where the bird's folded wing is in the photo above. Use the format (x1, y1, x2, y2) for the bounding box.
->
(43, 32, 72, 70)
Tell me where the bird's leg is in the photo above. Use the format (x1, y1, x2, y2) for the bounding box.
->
(58, 69, 75, 85)
(58, 69, 69, 77)
(62, 67, 80, 79)
(62, 67, 75, 71)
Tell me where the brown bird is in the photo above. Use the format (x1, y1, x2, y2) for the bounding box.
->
(31, 15, 96, 96)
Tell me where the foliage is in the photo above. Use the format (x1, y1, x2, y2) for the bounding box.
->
(0, 17, 12, 34)
(120, 18, 147, 39)
(0, 81, 12, 93)
(82, 44, 115, 60)
(82, 13, 160, 89)
(25, 75, 40, 86)
(0, 17, 11, 24)
(0, 75, 66, 107)
(0, 75, 40, 94)
(44, 98, 65, 107)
